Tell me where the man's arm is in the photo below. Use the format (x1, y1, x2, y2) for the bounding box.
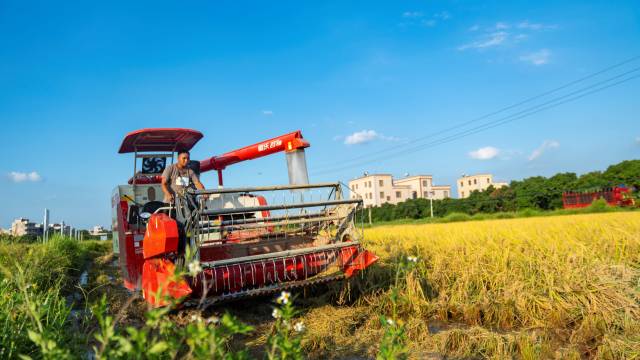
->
(191, 172, 205, 190)
(161, 167, 174, 202)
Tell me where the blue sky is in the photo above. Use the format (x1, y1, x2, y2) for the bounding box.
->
(1, 0, 639, 229)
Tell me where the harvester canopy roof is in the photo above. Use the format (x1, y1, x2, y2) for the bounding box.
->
(118, 128, 204, 153)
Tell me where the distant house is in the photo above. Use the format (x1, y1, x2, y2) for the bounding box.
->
(10, 218, 43, 237)
(457, 174, 508, 199)
(348, 174, 451, 207)
(90, 225, 107, 236)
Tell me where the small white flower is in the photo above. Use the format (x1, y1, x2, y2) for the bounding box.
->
(407, 256, 418, 263)
(190, 314, 201, 322)
(272, 308, 282, 319)
(386, 318, 394, 326)
(294, 321, 305, 332)
(206, 316, 219, 325)
(188, 260, 202, 276)
(276, 291, 291, 305)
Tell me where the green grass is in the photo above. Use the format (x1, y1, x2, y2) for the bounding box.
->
(0, 236, 110, 358)
(365, 199, 637, 228)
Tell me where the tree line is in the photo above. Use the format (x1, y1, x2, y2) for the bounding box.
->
(369, 159, 640, 222)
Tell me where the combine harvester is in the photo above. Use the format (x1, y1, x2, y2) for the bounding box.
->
(111, 128, 378, 307)
(562, 186, 635, 209)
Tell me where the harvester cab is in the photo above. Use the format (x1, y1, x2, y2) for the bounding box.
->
(112, 128, 378, 307)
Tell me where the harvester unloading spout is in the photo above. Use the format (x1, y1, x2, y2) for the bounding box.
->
(112, 128, 378, 307)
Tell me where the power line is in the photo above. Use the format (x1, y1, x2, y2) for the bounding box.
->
(313, 54, 640, 172)
(313, 68, 640, 176)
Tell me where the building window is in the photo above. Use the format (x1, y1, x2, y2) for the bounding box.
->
(423, 191, 428, 198)
(369, 193, 373, 199)
(396, 191, 401, 198)
(379, 180, 384, 186)
(422, 180, 427, 187)
(460, 181, 463, 187)
(380, 192, 384, 198)
(386, 196, 390, 201)
(412, 191, 417, 199)
(487, 178, 490, 183)
(461, 191, 465, 197)
(468, 180, 471, 186)
(368, 181, 372, 187)
(444, 191, 449, 198)
(474, 179, 477, 185)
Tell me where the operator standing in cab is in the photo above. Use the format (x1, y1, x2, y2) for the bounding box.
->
(161, 150, 205, 203)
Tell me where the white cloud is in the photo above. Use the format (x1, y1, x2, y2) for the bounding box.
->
(459, 20, 556, 53)
(458, 31, 508, 50)
(343, 130, 398, 145)
(517, 21, 557, 31)
(468, 146, 500, 160)
(528, 140, 559, 161)
(434, 11, 451, 20)
(520, 49, 551, 66)
(401, 11, 450, 28)
(261, 110, 273, 115)
(344, 130, 379, 145)
(8, 171, 42, 183)
(402, 11, 423, 18)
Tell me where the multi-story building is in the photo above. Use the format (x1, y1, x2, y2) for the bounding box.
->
(348, 174, 451, 207)
(10, 218, 43, 237)
(51, 223, 71, 235)
(457, 174, 508, 199)
(91, 225, 107, 236)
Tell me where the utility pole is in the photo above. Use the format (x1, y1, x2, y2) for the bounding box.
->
(368, 207, 372, 225)
(429, 191, 435, 218)
(43, 208, 49, 243)
(61, 220, 65, 236)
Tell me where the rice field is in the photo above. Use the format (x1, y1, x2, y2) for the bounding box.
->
(2, 212, 639, 359)
(301, 212, 640, 359)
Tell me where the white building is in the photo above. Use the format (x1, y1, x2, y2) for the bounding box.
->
(91, 225, 107, 236)
(348, 174, 451, 207)
(457, 174, 508, 199)
(10, 218, 43, 237)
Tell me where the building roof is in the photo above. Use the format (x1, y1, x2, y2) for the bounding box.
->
(458, 173, 493, 179)
(349, 174, 393, 181)
(394, 175, 433, 182)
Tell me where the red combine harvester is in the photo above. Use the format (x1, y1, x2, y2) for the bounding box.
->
(111, 128, 378, 307)
(562, 186, 635, 209)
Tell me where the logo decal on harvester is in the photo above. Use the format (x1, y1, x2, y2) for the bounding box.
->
(258, 139, 282, 152)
